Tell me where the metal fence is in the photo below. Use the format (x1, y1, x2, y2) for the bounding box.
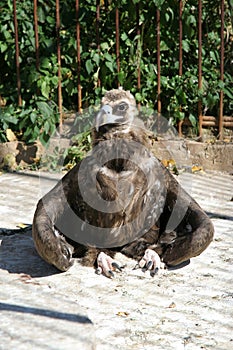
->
(12, 0, 233, 139)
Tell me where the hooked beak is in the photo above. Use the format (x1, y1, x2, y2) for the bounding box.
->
(95, 105, 123, 131)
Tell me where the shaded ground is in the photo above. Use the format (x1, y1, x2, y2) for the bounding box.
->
(0, 170, 232, 350)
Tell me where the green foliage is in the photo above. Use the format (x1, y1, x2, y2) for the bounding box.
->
(0, 98, 59, 145)
(0, 0, 232, 144)
(63, 130, 92, 167)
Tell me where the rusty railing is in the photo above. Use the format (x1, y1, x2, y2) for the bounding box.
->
(12, 0, 232, 138)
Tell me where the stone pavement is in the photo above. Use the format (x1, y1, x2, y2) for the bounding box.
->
(0, 169, 233, 350)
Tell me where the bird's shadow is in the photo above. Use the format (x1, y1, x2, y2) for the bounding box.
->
(0, 229, 59, 277)
(0, 302, 92, 324)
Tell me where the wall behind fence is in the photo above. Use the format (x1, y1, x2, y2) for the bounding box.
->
(0, 0, 232, 141)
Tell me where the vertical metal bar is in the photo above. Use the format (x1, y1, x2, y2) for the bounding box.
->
(115, 8, 120, 88)
(156, 9, 161, 115)
(198, 0, 203, 138)
(219, 0, 224, 140)
(76, 0, 81, 112)
(178, 0, 183, 136)
(179, 0, 183, 77)
(136, 4, 141, 102)
(13, 0, 22, 106)
(33, 0, 40, 71)
(56, 0, 62, 131)
(96, 0, 101, 88)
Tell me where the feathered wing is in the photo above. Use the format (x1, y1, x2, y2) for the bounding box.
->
(121, 163, 214, 266)
(158, 169, 214, 265)
(32, 166, 77, 271)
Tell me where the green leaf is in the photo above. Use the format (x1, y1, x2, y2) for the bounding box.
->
(189, 114, 197, 127)
(135, 92, 142, 102)
(186, 15, 196, 26)
(23, 126, 32, 138)
(93, 53, 100, 66)
(100, 42, 109, 50)
(30, 112, 37, 123)
(105, 61, 114, 72)
(1, 114, 18, 125)
(152, 0, 166, 9)
(121, 33, 128, 41)
(176, 111, 185, 120)
(47, 16, 54, 25)
(218, 81, 224, 90)
(39, 132, 50, 146)
(50, 123, 56, 136)
(36, 101, 53, 118)
(118, 71, 125, 85)
(44, 120, 50, 134)
(40, 58, 51, 69)
(85, 59, 93, 74)
(182, 40, 190, 53)
(0, 42, 8, 53)
(160, 40, 169, 51)
(103, 53, 113, 62)
(51, 76, 58, 85)
(38, 6, 46, 23)
(223, 87, 233, 99)
(41, 81, 50, 99)
(210, 50, 219, 63)
(34, 125, 40, 137)
(165, 13, 170, 22)
(19, 117, 27, 130)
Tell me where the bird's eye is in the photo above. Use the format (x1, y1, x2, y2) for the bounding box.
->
(118, 103, 127, 111)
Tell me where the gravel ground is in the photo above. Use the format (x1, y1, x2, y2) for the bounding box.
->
(0, 170, 232, 350)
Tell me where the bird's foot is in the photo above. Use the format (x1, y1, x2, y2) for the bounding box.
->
(134, 249, 166, 277)
(96, 252, 124, 278)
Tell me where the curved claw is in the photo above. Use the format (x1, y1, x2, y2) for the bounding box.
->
(145, 260, 153, 271)
(112, 262, 122, 272)
(136, 249, 165, 276)
(96, 252, 124, 278)
(150, 267, 159, 277)
(108, 269, 115, 277)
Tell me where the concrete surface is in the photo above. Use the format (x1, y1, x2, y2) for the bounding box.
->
(0, 169, 233, 350)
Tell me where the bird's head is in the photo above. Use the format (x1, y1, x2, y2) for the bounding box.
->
(94, 88, 139, 131)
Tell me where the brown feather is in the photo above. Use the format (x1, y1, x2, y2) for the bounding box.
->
(32, 88, 214, 272)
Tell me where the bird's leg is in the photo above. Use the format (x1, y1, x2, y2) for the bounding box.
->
(134, 248, 166, 276)
(96, 252, 123, 278)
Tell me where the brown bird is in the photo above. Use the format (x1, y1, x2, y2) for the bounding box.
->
(32, 88, 214, 277)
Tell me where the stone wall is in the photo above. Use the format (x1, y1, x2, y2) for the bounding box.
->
(0, 139, 232, 172)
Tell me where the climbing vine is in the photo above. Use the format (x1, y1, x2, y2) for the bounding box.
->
(0, 0, 232, 143)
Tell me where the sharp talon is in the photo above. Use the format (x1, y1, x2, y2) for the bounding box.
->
(150, 267, 159, 277)
(96, 267, 102, 275)
(137, 249, 164, 276)
(145, 260, 153, 270)
(108, 270, 114, 278)
(97, 252, 123, 278)
(112, 262, 122, 272)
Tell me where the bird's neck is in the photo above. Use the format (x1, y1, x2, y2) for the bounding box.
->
(91, 124, 153, 173)
(92, 124, 153, 149)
